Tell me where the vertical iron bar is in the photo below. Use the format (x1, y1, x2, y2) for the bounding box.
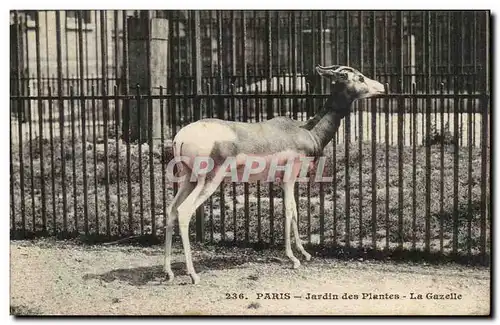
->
(306, 83, 313, 243)
(114, 85, 121, 234)
(472, 12, 477, 147)
(122, 11, 130, 136)
(10, 96, 15, 233)
(148, 87, 155, 236)
(253, 11, 258, 79)
(217, 10, 224, 118)
(467, 84, 473, 256)
(332, 95, 337, 246)
(384, 83, 390, 250)
(137, 85, 144, 235)
(230, 10, 236, 86)
(397, 11, 404, 249)
(206, 83, 214, 242)
(255, 85, 262, 242)
(345, 11, 350, 66)
(27, 85, 36, 233)
(279, 84, 286, 239)
(77, 11, 89, 235)
(241, 11, 249, 243)
(23, 15, 30, 105)
(113, 11, 119, 95)
(167, 12, 175, 135)
(383, 11, 388, 83)
(94, 11, 101, 135)
(344, 10, 351, 248)
(479, 11, 489, 258)
(408, 11, 413, 96)
(480, 93, 488, 257)
(266, 11, 273, 119)
(55, 11, 68, 233)
(208, 13, 215, 77)
(64, 11, 69, 96)
(371, 11, 377, 250)
(447, 12, 451, 100)
(452, 12, 460, 255)
(358, 10, 364, 248)
(299, 11, 304, 73)
(48, 86, 56, 234)
(292, 11, 298, 119)
(159, 86, 167, 238)
(176, 11, 181, 77)
(34, 11, 47, 232)
(267, 11, 274, 246)
(335, 12, 340, 67)
(45, 12, 50, 86)
(70, 86, 78, 232)
(218, 11, 225, 241)
(100, 10, 111, 237)
(317, 11, 325, 244)
(85, 23, 90, 137)
(91, 85, 99, 235)
(439, 83, 445, 253)
(74, 14, 80, 127)
(230, 84, 237, 241)
(192, 10, 204, 242)
(473, 12, 477, 91)
(425, 11, 432, 253)
(125, 104, 133, 235)
(459, 11, 465, 146)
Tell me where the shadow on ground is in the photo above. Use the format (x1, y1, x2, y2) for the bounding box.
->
(82, 254, 271, 286)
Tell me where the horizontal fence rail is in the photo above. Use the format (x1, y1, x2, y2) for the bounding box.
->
(10, 10, 491, 262)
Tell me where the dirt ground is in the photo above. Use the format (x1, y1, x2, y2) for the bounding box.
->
(10, 240, 490, 316)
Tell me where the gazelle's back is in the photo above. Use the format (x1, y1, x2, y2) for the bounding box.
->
(173, 117, 317, 163)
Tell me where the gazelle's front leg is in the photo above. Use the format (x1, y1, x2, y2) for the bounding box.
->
(290, 195, 311, 261)
(283, 182, 301, 269)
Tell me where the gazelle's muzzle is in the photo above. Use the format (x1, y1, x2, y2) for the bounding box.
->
(365, 78, 387, 97)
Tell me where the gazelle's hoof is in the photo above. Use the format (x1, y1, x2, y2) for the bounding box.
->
(190, 273, 200, 285)
(292, 259, 301, 269)
(303, 252, 312, 261)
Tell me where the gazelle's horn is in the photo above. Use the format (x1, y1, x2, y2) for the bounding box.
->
(316, 64, 340, 71)
(316, 64, 355, 73)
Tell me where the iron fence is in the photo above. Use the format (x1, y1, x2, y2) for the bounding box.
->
(10, 10, 491, 261)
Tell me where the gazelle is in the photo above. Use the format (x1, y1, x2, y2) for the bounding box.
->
(164, 64, 387, 284)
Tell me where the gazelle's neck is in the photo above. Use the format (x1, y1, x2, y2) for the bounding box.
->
(302, 91, 353, 150)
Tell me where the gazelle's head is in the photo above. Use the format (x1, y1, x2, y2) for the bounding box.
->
(316, 65, 386, 100)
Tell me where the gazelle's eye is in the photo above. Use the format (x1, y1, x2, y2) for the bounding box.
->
(359, 76, 365, 82)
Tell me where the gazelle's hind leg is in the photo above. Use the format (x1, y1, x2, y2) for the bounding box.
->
(174, 169, 227, 284)
(283, 182, 301, 269)
(164, 172, 196, 282)
(175, 175, 207, 284)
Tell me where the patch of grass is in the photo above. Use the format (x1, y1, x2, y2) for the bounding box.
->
(425, 122, 457, 147)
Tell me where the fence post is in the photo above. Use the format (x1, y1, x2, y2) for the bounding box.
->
(126, 12, 169, 144)
(11, 12, 26, 122)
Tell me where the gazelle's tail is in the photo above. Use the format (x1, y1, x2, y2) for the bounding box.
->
(172, 141, 185, 178)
